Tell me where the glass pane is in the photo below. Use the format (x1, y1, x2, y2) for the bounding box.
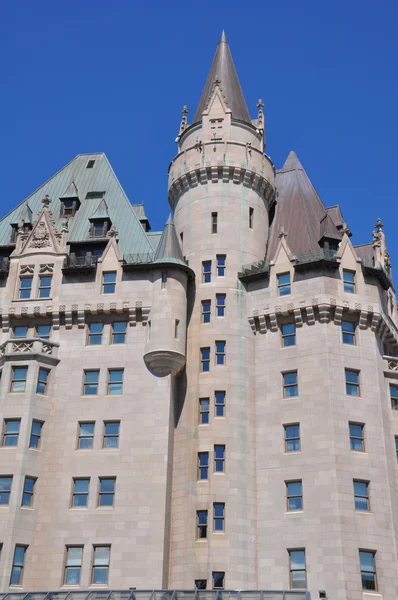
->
(285, 386, 298, 397)
(100, 479, 115, 492)
(103, 272, 116, 283)
(351, 439, 363, 451)
(214, 504, 224, 516)
(284, 372, 297, 385)
(4, 435, 18, 447)
(6, 421, 20, 433)
(94, 547, 110, 564)
(14, 546, 26, 564)
(361, 573, 376, 590)
(390, 385, 398, 399)
(346, 370, 358, 383)
(342, 321, 355, 332)
(32, 422, 42, 434)
(74, 479, 89, 493)
(14, 326, 28, 337)
(67, 547, 83, 565)
(291, 570, 306, 588)
(287, 481, 302, 496)
(283, 336, 295, 347)
(99, 494, 114, 506)
(0, 477, 12, 491)
(278, 273, 290, 285)
(104, 437, 118, 448)
(354, 481, 368, 496)
(349, 424, 362, 437)
(215, 446, 224, 459)
(286, 440, 300, 452)
(201, 348, 210, 360)
(40, 276, 52, 287)
(0, 491, 10, 504)
(290, 550, 305, 569)
(109, 383, 122, 394)
(346, 384, 359, 396)
(90, 323, 103, 333)
(20, 278, 32, 288)
(80, 423, 94, 435)
(14, 367, 27, 379)
(289, 497, 303, 510)
(286, 425, 299, 438)
(79, 438, 93, 449)
(105, 422, 119, 435)
(65, 568, 81, 584)
(355, 496, 368, 510)
(109, 370, 123, 382)
(73, 495, 87, 507)
(344, 271, 355, 283)
(282, 323, 295, 335)
(37, 325, 51, 338)
(216, 341, 225, 353)
(10, 566, 22, 585)
(85, 371, 99, 383)
(24, 478, 35, 492)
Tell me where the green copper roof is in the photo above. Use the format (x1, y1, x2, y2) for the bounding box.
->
(89, 198, 110, 221)
(60, 181, 79, 199)
(10, 203, 33, 226)
(154, 214, 186, 267)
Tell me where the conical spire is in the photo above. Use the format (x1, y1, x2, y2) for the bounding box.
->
(281, 151, 303, 172)
(193, 31, 251, 124)
(154, 215, 185, 265)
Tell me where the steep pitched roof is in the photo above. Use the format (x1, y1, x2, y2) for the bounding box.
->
(11, 203, 33, 225)
(154, 215, 186, 267)
(193, 31, 251, 125)
(89, 199, 110, 221)
(60, 181, 79, 199)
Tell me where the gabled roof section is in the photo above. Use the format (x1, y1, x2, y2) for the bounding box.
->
(154, 215, 186, 267)
(11, 202, 33, 225)
(60, 181, 79, 200)
(193, 31, 251, 125)
(89, 199, 110, 221)
(326, 205, 344, 229)
(319, 213, 341, 241)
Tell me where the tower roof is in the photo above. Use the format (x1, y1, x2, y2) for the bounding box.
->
(193, 31, 251, 125)
(154, 214, 186, 267)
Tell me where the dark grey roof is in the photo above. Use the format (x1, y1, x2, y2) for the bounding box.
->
(326, 205, 344, 229)
(319, 213, 341, 241)
(154, 214, 186, 267)
(132, 204, 147, 220)
(192, 31, 251, 125)
(354, 242, 374, 262)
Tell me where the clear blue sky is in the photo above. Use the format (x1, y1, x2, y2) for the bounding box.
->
(1, 1, 397, 255)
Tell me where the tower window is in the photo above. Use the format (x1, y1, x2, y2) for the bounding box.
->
(286, 480, 303, 511)
(19, 276, 33, 299)
(213, 502, 225, 531)
(200, 347, 210, 372)
(215, 341, 226, 365)
(13, 325, 29, 338)
(249, 207, 254, 229)
(212, 571, 225, 590)
(391, 384, 398, 410)
(30, 420, 43, 449)
(216, 254, 226, 276)
(102, 271, 116, 294)
(202, 300, 211, 323)
(195, 580, 207, 590)
(111, 322, 127, 344)
(21, 476, 36, 507)
(11, 366, 28, 393)
(211, 212, 218, 234)
(349, 422, 365, 451)
(77, 422, 95, 450)
(36, 367, 50, 395)
(0, 476, 12, 505)
(197, 510, 208, 539)
(202, 261, 212, 283)
(91, 546, 111, 585)
(198, 452, 209, 480)
(38, 275, 52, 298)
(345, 369, 360, 396)
(216, 294, 226, 317)
(87, 322, 103, 345)
(354, 480, 370, 511)
(86, 160, 96, 169)
(199, 398, 210, 424)
(72, 478, 90, 508)
(342, 320, 356, 345)
(174, 319, 180, 339)
(214, 445, 225, 472)
(215, 391, 226, 417)
(281, 323, 296, 347)
(98, 477, 116, 507)
(360, 550, 377, 591)
(103, 421, 120, 449)
(277, 272, 291, 296)
(161, 271, 167, 288)
(10, 545, 28, 586)
(91, 220, 108, 238)
(107, 369, 124, 395)
(343, 269, 356, 293)
(2, 419, 21, 447)
(83, 370, 99, 395)
(288, 549, 307, 589)
(64, 546, 83, 585)
(283, 371, 298, 397)
(284, 424, 300, 452)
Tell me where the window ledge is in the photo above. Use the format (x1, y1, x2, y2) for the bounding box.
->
(21, 507, 34, 511)
(12, 298, 53, 302)
(285, 510, 304, 515)
(351, 451, 368, 456)
(96, 506, 114, 511)
(283, 451, 301, 456)
(355, 510, 374, 515)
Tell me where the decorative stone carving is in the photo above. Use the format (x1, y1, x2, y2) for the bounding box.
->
(20, 264, 34, 275)
(39, 264, 54, 274)
(29, 222, 51, 248)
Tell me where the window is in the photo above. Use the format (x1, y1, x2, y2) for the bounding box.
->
(13, 325, 28, 338)
(92, 546, 110, 584)
(83, 370, 99, 395)
(202, 300, 211, 323)
(202, 261, 211, 283)
(64, 546, 83, 585)
(72, 478, 89, 508)
(161, 271, 167, 289)
(359, 550, 377, 591)
(283, 371, 298, 398)
(342, 320, 356, 345)
(10, 545, 27, 586)
(78, 422, 95, 450)
(19, 276, 33, 299)
(108, 369, 124, 395)
(87, 159, 96, 168)
(195, 580, 207, 590)
(286, 480, 303, 511)
(60, 199, 75, 218)
(174, 319, 180, 339)
(0, 476, 12, 505)
(197, 510, 208, 539)
(11, 366, 28, 393)
(199, 399, 209, 424)
(103, 421, 120, 449)
(354, 480, 370, 511)
(88, 322, 103, 345)
(29, 420, 43, 449)
(213, 502, 225, 531)
(214, 445, 225, 473)
(284, 424, 300, 452)
(38, 275, 52, 298)
(249, 206, 254, 229)
(349, 422, 365, 451)
(345, 369, 360, 396)
(215, 341, 225, 365)
(215, 391, 226, 417)
(92, 220, 108, 238)
(2, 419, 21, 447)
(198, 452, 209, 480)
(36, 367, 50, 394)
(36, 324, 51, 339)
(21, 476, 36, 507)
(216, 255, 226, 276)
(86, 191, 105, 200)
(111, 321, 126, 344)
(201, 347, 210, 372)
(289, 549, 307, 589)
(211, 212, 218, 234)
(277, 272, 291, 296)
(390, 384, 398, 410)
(98, 477, 116, 507)
(343, 269, 355, 293)
(216, 294, 226, 317)
(212, 571, 225, 590)
(395, 436, 398, 463)
(281, 323, 296, 347)
(102, 271, 116, 294)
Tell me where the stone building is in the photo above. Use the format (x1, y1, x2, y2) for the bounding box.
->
(0, 31, 397, 600)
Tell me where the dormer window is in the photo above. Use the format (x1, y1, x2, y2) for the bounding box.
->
(59, 182, 80, 218)
(60, 199, 79, 218)
(86, 159, 96, 169)
(90, 220, 109, 238)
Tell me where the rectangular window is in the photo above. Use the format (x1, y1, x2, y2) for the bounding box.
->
(36, 367, 50, 395)
(277, 272, 291, 296)
(249, 206, 254, 229)
(98, 477, 116, 507)
(92, 546, 111, 585)
(202, 300, 211, 323)
(88, 322, 103, 345)
(102, 271, 116, 294)
(286, 480, 303, 511)
(174, 319, 180, 339)
(390, 384, 398, 410)
(2, 419, 21, 447)
(283, 371, 298, 398)
(19, 276, 33, 299)
(108, 369, 124, 395)
(83, 370, 99, 395)
(29, 420, 43, 449)
(213, 502, 225, 531)
(202, 261, 211, 283)
(72, 478, 89, 508)
(359, 550, 377, 591)
(354, 480, 370, 511)
(10, 545, 27, 586)
(195, 580, 207, 590)
(289, 549, 307, 589)
(214, 445, 225, 473)
(0, 476, 12, 505)
(211, 212, 218, 234)
(103, 421, 120, 449)
(201, 347, 210, 372)
(216, 294, 226, 317)
(345, 369, 360, 396)
(92, 221, 107, 237)
(38, 275, 52, 298)
(395, 436, 398, 463)
(64, 546, 83, 585)
(21, 476, 36, 507)
(216, 254, 226, 276)
(342, 320, 356, 345)
(78, 422, 95, 450)
(349, 422, 365, 451)
(13, 325, 29, 338)
(215, 341, 226, 365)
(36, 324, 51, 339)
(11, 366, 28, 393)
(197, 509, 208, 539)
(343, 269, 355, 293)
(198, 452, 209, 480)
(215, 391, 226, 417)
(199, 398, 210, 425)
(161, 271, 167, 289)
(212, 571, 225, 590)
(111, 321, 127, 344)
(284, 424, 300, 452)
(281, 322, 296, 347)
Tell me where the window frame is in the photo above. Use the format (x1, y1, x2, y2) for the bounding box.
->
(359, 550, 377, 591)
(0, 475, 13, 506)
(390, 384, 398, 410)
(107, 369, 124, 395)
(10, 366, 28, 393)
(35, 324, 51, 340)
(196, 509, 208, 539)
(18, 276, 33, 299)
(281, 322, 296, 347)
(215, 391, 226, 417)
(286, 480, 303, 512)
(288, 548, 307, 589)
(284, 423, 300, 453)
(212, 571, 225, 590)
(216, 293, 226, 317)
(199, 398, 210, 425)
(2, 419, 21, 447)
(38, 274, 52, 299)
(283, 371, 298, 398)
(36, 367, 50, 395)
(354, 479, 370, 511)
(201, 299, 211, 324)
(91, 545, 111, 585)
(395, 436, 398, 463)
(102, 271, 116, 294)
(87, 322, 103, 346)
(13, 325, 29, 338)
(21, 476, 36, 508)
(83, 370, 100, 396)
(342, 320, 356, 345)
(249, 206, 254, 229)
(343, 269, 356, 293)
(216, 254, 226, 277)
(103, 421, 120, 449)
(195, 580, 207, 590)
(214, 444, 225, 473)
(211, 212, 218, 234)
(29, 420, 43, 449)
(345, 369, 360, 396)
(64, 545, 83, 586)
(200, 347, 210, 372)
(213, 502, 225, 532)
(77, 422, 95, 450)
(98, 477, 116, 508)
(215, 340, 226, 365)
(202, 261, 212, 283)
(111, 321, 127, 344)
(277, 272, 291, 296)
(198, 452, 209, 480)
(349, 422, 365, 452)
(10, 545, 28, 586)
(71, 477, 90, 508)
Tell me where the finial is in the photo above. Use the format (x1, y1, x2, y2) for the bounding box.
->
(374, 217, 384, 232)
(107, 223, 118, 238)
(256, 99, 264, 109)
(42, 195, 51, 209)
(278, 229, 288, 240)
(256, 98, 264, 131)
(177, 105, 189, 139)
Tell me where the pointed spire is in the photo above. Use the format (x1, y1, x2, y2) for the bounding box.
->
(193, 31, 251, 124)
(154, 215, 185, 265)
(281, 151, 304, 172)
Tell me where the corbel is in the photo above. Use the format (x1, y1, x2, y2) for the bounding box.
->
(334, 305, 343, 325)
(306, 306, 315, 325)
(129, 307, 137, 327)
(248, 316, 256, 334)
(318, 303, 330, 323)
(269, 313, 278, 332)
(258, 314, 267, 334)
(77, 311, 85, 329)
(359, 311, 368, 330)
(293, 308, 303, 327)
(65, 311, 72, 330)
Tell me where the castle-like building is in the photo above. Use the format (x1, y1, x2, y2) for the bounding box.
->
(0, 32, 397, 600)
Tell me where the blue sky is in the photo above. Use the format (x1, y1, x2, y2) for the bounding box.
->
(1, 0, 397, 256)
